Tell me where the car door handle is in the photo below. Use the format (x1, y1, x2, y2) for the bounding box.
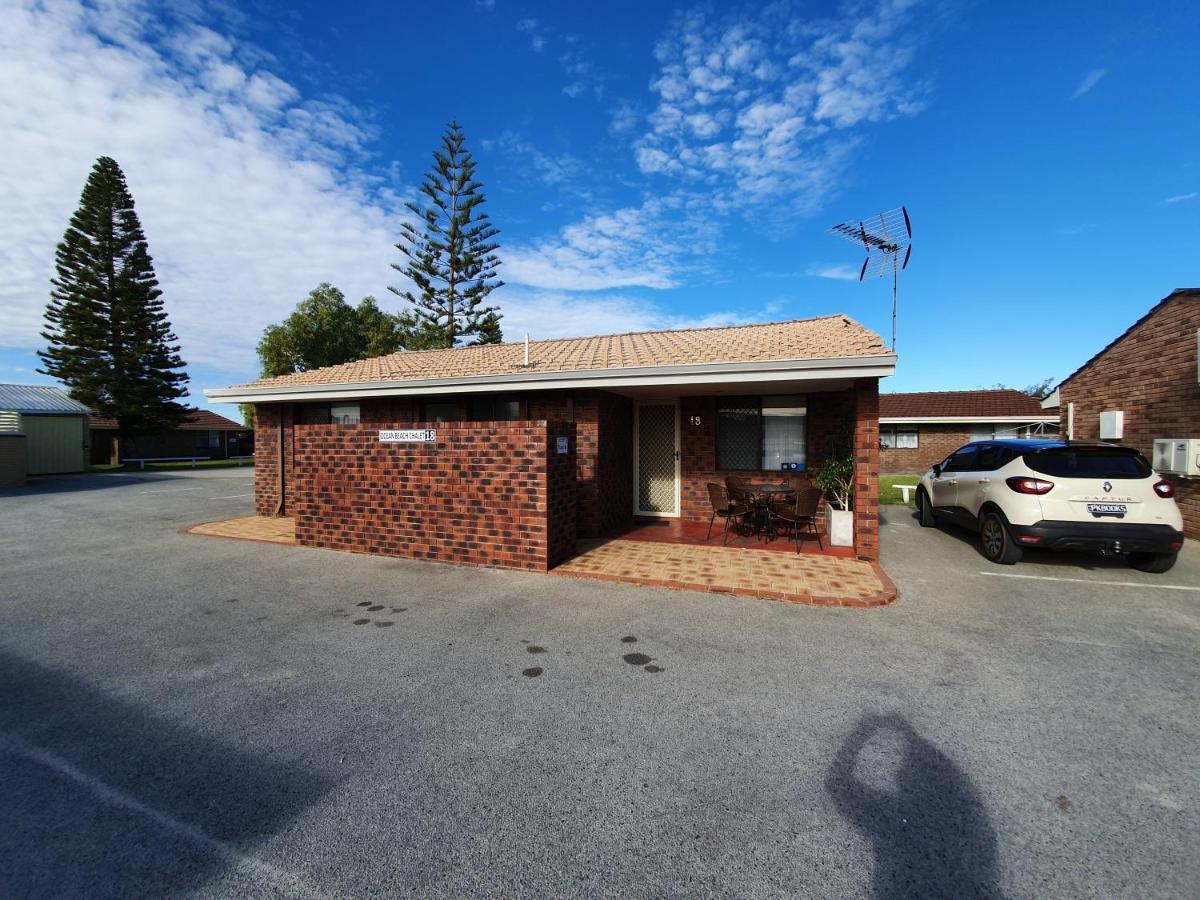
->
(977, 478, 991, 484)
(947, 479, 958, 485)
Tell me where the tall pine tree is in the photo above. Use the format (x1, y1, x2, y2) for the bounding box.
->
(391, 121, 504, 347)
(39, 157, 189, 436)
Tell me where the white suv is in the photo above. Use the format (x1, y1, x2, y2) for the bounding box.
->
(915, 440, 1185, 572)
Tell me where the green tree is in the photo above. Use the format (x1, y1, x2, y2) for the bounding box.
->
(987, 378, 1056, 399)
(38, 156, 189, 436)
(391, 120, 504, 347)
(471, 310, 504, 345)
(257, 283, 418, 377)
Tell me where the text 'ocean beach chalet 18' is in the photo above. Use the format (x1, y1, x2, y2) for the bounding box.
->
(206, 315, 895, 570)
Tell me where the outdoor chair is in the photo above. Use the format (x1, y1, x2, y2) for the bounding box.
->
(771, 486, 824, 552)
(706, 482, 752, 544)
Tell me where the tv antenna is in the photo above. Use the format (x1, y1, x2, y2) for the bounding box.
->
(830, 206, 911, 351)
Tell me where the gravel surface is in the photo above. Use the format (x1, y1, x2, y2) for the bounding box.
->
(1, 468, 1197, 898)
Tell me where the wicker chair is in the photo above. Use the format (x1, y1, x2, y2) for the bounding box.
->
(771, 486, 824, 552)
(706, 482, 752, 544)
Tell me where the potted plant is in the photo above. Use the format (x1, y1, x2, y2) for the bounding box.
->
(815, 444, 855, 547)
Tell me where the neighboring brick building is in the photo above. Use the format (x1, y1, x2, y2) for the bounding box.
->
(879, 390, 1057, 473)
(88, 409, 252, 465)
(209, 316, 896, 569)
(1055, 288, 1200, 539)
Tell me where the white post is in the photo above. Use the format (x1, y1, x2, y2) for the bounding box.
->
(524, 332, 530, 367)
(1066, 402, 1075, 440)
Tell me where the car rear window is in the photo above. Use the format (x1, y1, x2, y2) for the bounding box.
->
(1023, 446, 1152, 479)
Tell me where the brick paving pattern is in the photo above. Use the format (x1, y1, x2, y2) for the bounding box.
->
(553, 538, 895, 607)
(187, 515, 296, 544)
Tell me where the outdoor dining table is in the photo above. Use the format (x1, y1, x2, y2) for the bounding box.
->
(742, 483, 796, 540)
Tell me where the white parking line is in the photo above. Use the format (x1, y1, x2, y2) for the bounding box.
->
(139, 488, 203, 494)
(0, 730, 318, 898)
(978, 571, 1200, 592)
(209, 494, 254, 500)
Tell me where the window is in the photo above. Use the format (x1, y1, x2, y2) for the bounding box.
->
(761, 396, 806, 470)
(716, 395, 806, 471)
(1025, 446, 1152, 479)
(421, 400, 459, 423)
(298, 403, 359, 425)
(880, 425, 918, 449)
(194, 430, 220, 449)
(974, 444, 1018, 471)
(470, 395, 522, 421)
(330, 404, 359, 425)
(970, 423, 1026, 441)
(941, 446, 978, 473)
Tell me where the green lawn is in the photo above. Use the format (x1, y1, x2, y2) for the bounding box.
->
(879, 473, 922, 506)
(89, 459, 254, 473)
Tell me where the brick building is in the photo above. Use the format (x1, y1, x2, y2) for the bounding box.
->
(88, 409, 252, 465)
(1054, 288, 1200, 539)
(207, 316, 896, 570)
(879, 390, 1057, 473)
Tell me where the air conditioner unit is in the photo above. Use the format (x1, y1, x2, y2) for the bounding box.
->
(1099, 410, 1124, 440)
(1152, 439, 1200, 477)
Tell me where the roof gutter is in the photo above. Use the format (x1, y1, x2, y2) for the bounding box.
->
(879, 415, 1059, 425)
(205, 353, 898, 405)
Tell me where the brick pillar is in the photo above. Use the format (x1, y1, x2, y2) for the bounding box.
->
(852, 378, 880, 561)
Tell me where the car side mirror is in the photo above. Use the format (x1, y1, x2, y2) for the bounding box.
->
(932, 464, 942, 478)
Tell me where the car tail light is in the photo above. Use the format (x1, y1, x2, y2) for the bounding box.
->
(1154, 480, 1175, 498)
(1006, 476, 1054, 495)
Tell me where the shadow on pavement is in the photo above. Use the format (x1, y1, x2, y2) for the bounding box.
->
(0, 651, 331, 896)
(826, 713, 1002, 899)
(0, 472, 194, 498)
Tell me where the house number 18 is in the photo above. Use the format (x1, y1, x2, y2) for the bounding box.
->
(689, 415, 702, 426)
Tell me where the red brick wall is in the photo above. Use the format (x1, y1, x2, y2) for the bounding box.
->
(679, 391, 856, 523)
(880, 425, 973, 474)
(253, 404, 296, 516)
(1059, 296, 1200, 539)
(853, 378, 881, 561)
(289, 420, 575, 571)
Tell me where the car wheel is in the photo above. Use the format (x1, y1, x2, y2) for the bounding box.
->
(980, 511, 1022, 565)
(1129, 551, 1178, 574)
(917, 489, 936, 528)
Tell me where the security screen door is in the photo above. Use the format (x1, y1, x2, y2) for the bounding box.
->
(635, 401, 680, 516)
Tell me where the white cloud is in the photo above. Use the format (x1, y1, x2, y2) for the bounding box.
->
(1164, 191, 1197, 204)
(504, 196, 718, 291)
(0, 0, 413, 378)
(807, 263, 861, 281)
(475, 0, 496, 10)
(1070, 67, 1107, 100)
(633, 1, 929, 212)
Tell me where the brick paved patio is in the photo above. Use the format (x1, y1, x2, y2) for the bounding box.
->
(186, 515, 296, 544)
(552, 538, 896, 607)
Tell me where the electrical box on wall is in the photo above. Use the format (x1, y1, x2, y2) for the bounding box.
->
(1153, 439, 1200, 477)
(1099, 410, 1124, 440)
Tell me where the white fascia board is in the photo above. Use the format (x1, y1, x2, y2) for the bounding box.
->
(880, 415, 1060, 425)
(205, 354, 898, 404)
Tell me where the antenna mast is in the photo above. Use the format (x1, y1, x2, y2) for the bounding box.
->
(830, 206, 912, 352)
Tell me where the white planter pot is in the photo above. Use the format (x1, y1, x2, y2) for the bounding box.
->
(826, 503, 854, 547)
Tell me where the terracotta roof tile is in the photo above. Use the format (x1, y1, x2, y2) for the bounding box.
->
(88, 409, 245, 431)
(229, 314, 888, 389)
(880, 390, 1048, 419)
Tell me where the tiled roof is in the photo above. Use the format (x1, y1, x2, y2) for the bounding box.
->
(1057, 288, 1200, 389)
(88, 409, 246, 431)
(880, 390, 1049, 419)
(230, 315, 888, 389)
(0, 383, 90, 415)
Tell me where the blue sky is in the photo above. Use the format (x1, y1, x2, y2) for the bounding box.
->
(1, 0, 1197, 415)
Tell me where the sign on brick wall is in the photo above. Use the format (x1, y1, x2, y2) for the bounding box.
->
(379, 429, 436, 443)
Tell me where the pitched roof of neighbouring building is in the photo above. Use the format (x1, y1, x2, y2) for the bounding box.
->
(880, 389, 1049, 420)
(228, 315, 890, 389)
(0, 383, 90, 415)
(1057, 288, 1200, 389)
(88, 409, 246, 431)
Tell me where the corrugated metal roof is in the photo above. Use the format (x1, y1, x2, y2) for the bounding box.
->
(0, 383, 90, 415)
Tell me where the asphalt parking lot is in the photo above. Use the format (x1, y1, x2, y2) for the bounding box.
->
(1, 468, 1197, 898)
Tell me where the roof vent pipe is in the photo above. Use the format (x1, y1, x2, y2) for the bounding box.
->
(524, 332, 530, 367)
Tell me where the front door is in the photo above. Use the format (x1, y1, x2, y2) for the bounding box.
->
(634, 401, 680, 517)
